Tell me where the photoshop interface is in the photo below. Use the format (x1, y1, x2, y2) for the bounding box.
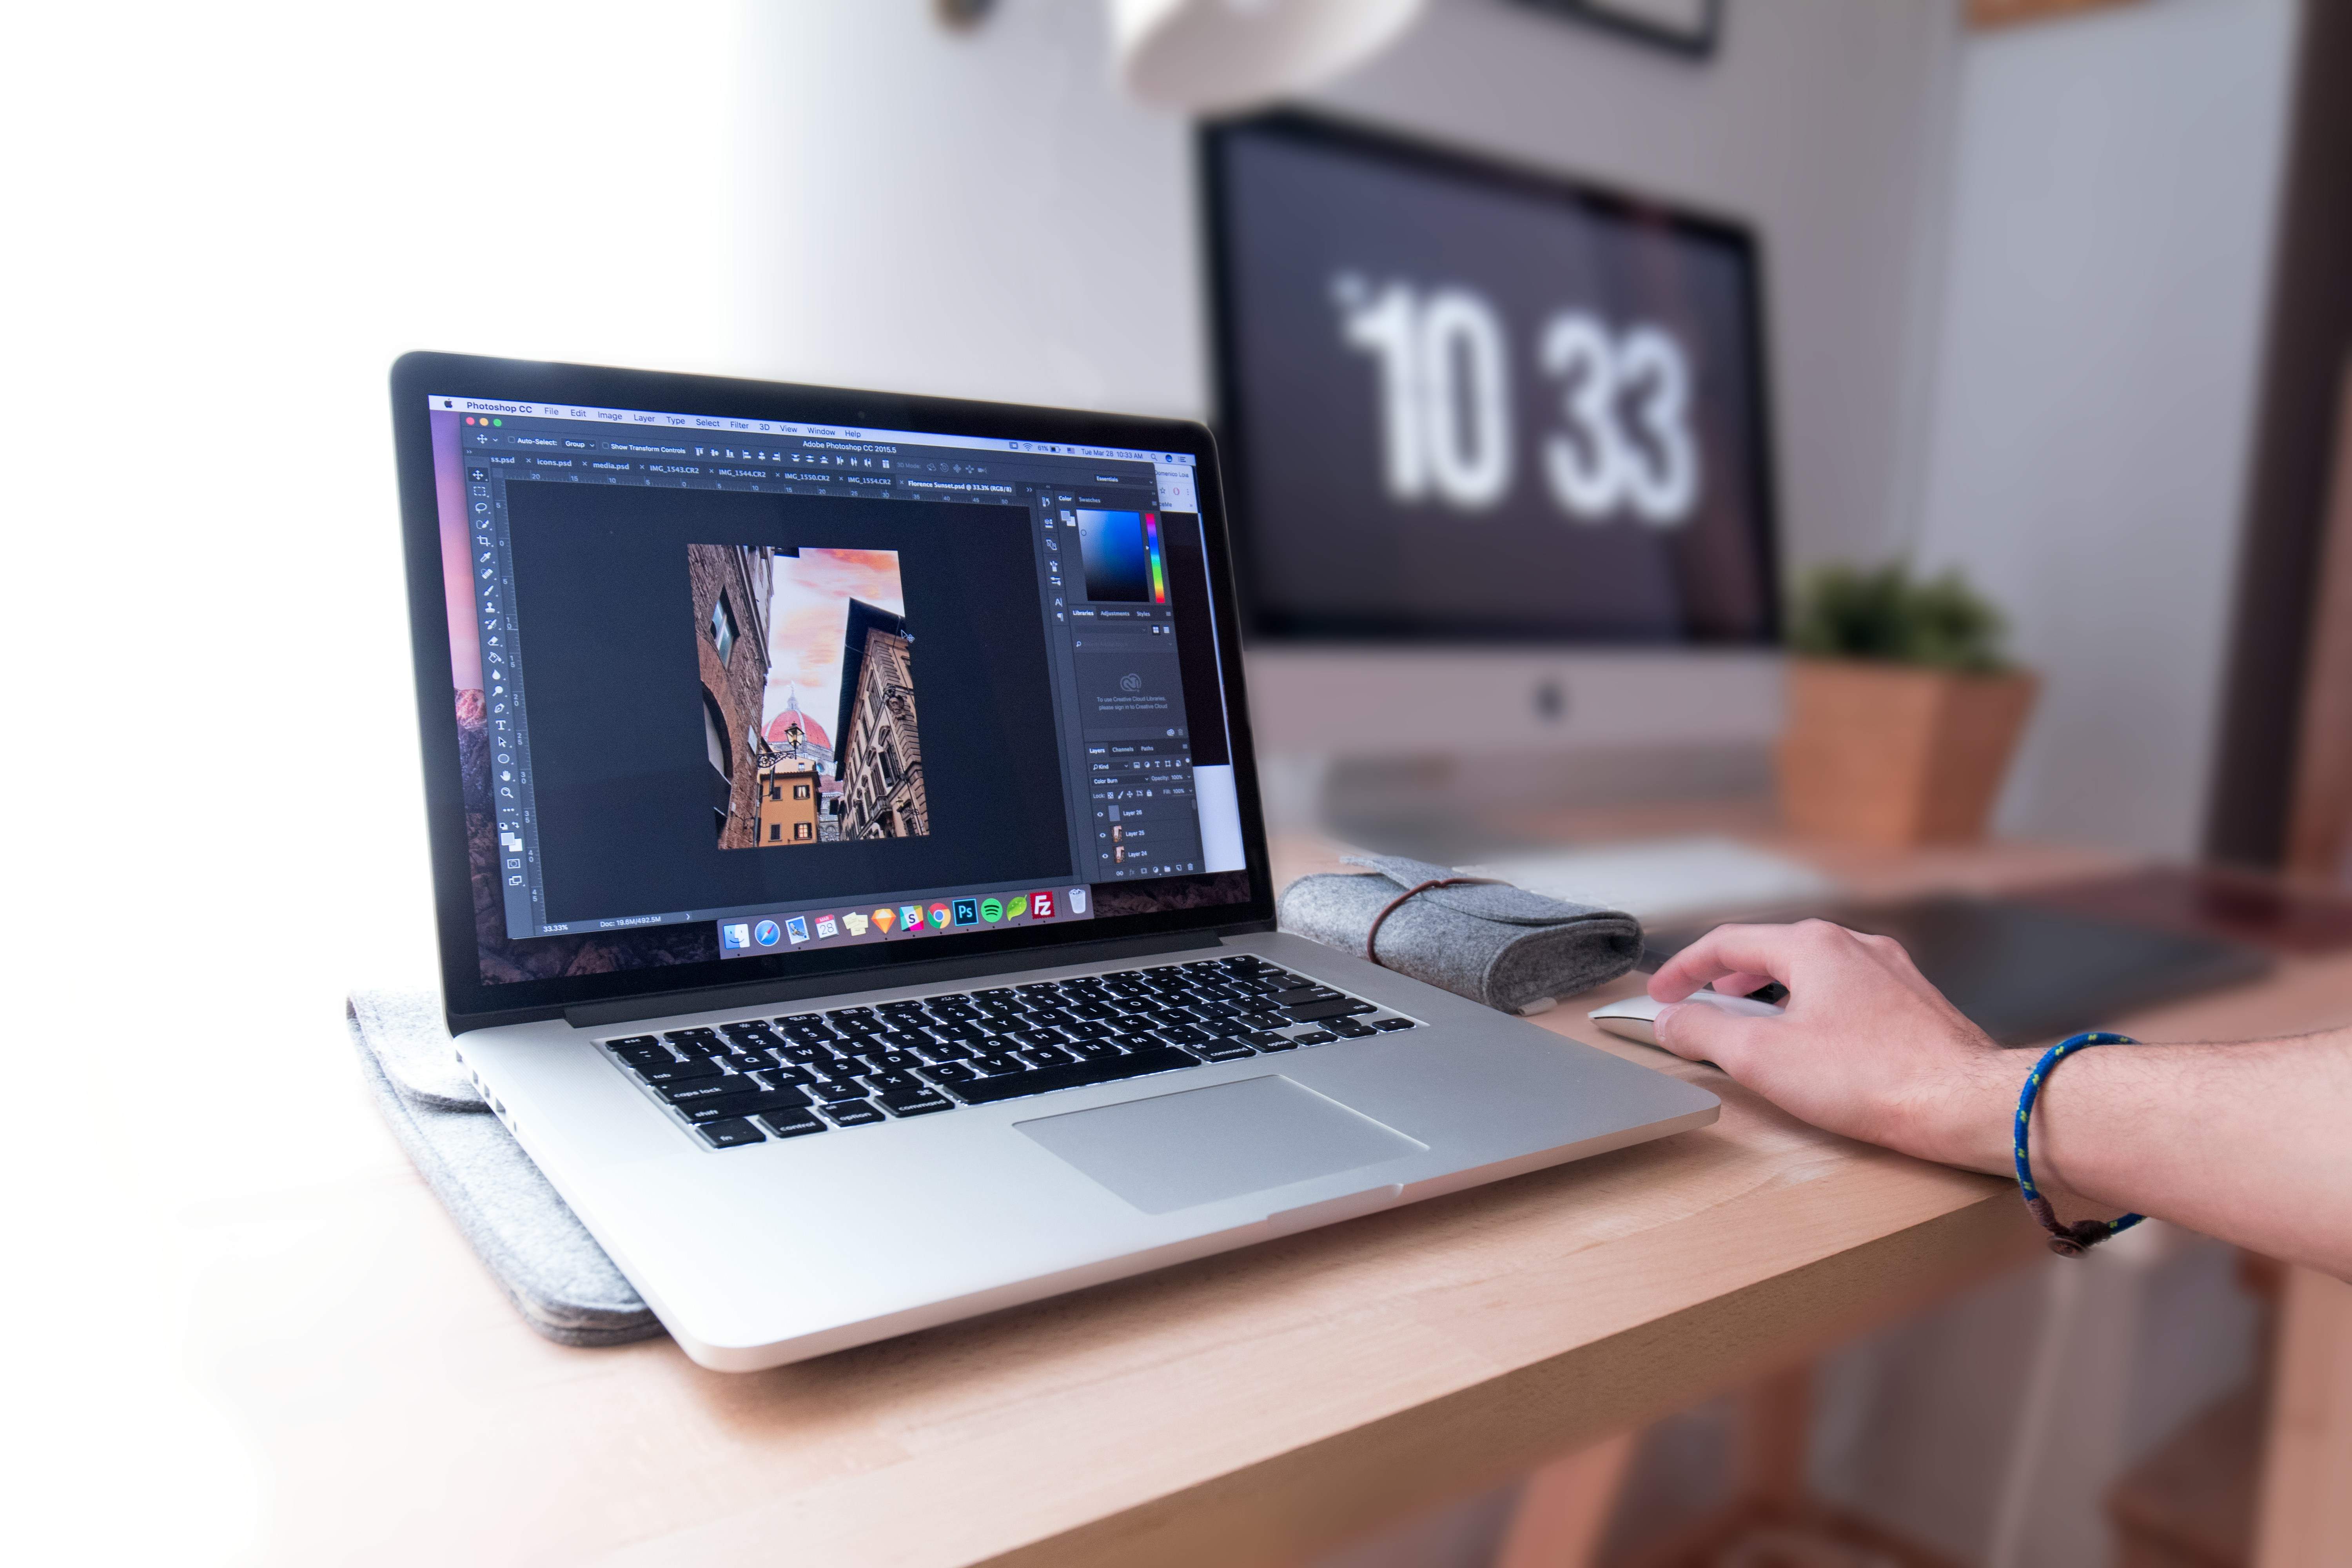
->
(439, 394, 1225, 954)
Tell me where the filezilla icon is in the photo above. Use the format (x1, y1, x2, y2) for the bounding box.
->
(1031, 891, 1055, 920)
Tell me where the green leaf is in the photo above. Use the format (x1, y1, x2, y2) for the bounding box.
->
(1788, 561, 2009, 672)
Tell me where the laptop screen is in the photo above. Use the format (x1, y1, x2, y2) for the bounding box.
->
(425, 392, 1250, 987)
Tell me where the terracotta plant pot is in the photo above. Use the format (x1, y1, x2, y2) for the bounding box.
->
(1777, 657, 2039, 848)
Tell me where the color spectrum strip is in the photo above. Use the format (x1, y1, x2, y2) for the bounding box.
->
(1144, 513, 1166, 604)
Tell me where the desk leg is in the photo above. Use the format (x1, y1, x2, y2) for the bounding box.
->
(1490, 1431, 1639, 1568)
(1487, 1365, 1807, 1568)
(2254, 1267, 2352, 1568)
(1732, 1363, 1811, 1512)
(1608, 1362, 1963, 1568)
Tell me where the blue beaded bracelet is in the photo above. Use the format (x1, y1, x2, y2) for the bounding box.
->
(2014, 1031, 2146, 1257)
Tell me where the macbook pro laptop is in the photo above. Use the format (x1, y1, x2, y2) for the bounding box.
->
(390, 352, 1718, 1370)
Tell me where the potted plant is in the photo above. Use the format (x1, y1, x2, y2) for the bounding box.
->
(1778, 563, 2037, 848)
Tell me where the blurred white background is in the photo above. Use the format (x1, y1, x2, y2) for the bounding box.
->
(4, 6, 755, 1555)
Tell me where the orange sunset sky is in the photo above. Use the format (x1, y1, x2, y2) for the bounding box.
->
(762, 547, 906, 738)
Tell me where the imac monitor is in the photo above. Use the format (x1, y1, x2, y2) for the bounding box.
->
(1200, 112, 1784, 773)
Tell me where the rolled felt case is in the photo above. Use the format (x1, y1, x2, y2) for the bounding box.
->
(1278, 855, 1645, 1016)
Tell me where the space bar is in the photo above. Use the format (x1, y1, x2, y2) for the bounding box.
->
(953, 1045, 1201, 1105)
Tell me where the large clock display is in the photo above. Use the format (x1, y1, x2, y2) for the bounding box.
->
(1203, 111, 1779, 646)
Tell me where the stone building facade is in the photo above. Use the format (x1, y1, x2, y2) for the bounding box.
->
(686, 543, 773, 848)
(833, 599, 928, 840)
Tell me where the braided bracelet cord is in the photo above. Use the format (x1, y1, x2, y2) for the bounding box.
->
(2014, 1031, 2147, 1257)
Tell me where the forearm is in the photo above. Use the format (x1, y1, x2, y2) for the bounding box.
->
(1649, 921, 2352, 1276)
(2002, 1031, 2352, 1277)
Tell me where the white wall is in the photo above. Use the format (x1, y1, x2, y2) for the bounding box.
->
(7, 7, 755, 1561)
(1911, 0, 2300, 856)
(736, 0, 1960, 572)
(737, 2, 1199, 416)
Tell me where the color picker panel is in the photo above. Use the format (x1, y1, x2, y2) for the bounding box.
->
(1077, 508, 1152, 603)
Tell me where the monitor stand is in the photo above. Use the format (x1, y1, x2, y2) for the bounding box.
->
(1291, 743, 1777, 863)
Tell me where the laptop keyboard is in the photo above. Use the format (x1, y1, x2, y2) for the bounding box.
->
(598, 953, 1425, 1149)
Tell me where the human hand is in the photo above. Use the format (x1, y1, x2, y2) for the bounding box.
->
(1647, 920, 2022, 1174)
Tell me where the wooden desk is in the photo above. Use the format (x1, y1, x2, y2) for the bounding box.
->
(199, 837, 2352, 1567)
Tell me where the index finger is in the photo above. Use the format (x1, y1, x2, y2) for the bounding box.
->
(1648, 922, 1808, 1002)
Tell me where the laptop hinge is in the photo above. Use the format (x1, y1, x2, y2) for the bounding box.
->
(560, 929, 1225, 1031)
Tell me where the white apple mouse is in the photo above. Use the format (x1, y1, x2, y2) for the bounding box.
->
(1589, 987, 1785, 1047)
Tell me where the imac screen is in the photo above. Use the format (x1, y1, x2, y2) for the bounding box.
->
(1205, 112, 1778, 645)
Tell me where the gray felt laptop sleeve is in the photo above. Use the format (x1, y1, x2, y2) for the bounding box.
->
(345, 990, 661, 1348)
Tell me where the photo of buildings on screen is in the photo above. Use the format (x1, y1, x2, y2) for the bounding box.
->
(689, 544, 929, 849)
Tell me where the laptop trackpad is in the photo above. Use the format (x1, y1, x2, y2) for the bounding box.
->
(1014, 1074, 1426, 1215)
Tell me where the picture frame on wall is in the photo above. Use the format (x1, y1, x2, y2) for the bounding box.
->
(1967, 0, 2143, 29)
(1508, 0, 1724, 59)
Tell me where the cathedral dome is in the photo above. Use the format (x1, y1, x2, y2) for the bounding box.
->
(765, 697, 831, 753)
